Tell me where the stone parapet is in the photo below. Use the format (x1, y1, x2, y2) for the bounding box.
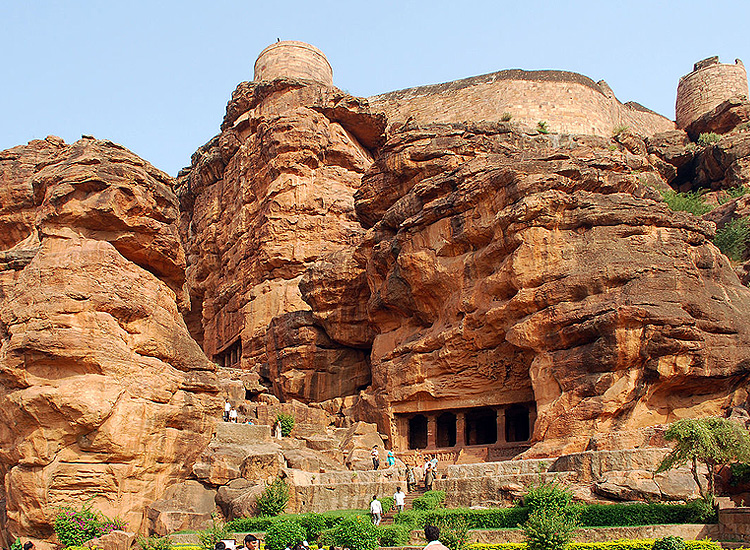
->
(254, 41, 333, 85)
(214, 422, 272, 445)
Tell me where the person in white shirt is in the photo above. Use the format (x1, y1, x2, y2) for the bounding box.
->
(229, 408, 238, 423)
(423, 525, 450, 550)
(224, 399, 231, 422)
(394, 487, 406, 513)
(369, 495, 383, 526)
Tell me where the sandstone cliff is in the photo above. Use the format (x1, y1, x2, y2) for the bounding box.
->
(0, 137, 219, 541)
(176, 78, 385, 403)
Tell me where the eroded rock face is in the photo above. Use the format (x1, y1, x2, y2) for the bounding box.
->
(0, 137, 218, 541)
(177, 79, 385, 402)
(307, 122, 750, 455)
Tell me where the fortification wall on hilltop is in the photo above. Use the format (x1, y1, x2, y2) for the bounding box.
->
(254, 40, 333, 85)
(369, 69, 675, 137)
(676, 56, 748, 129)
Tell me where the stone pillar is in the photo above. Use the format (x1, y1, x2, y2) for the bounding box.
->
(427, 415, 437, 449)
(456, 412, 466, 447)
(529, 406, 538, 441)
(497, 407, 506, 444)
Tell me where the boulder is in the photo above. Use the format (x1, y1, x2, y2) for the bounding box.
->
(145, 481, 216, 536)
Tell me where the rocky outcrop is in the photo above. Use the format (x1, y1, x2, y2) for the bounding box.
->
(300, 121, 750, 455)
(177, 79, 385, 402)
(0, 137, 219, 542)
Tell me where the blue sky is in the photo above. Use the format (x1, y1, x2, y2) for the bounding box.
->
(1, 1, 748, 176)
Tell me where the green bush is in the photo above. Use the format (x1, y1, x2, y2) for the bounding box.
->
(523, 481, 573, 513)
(660, 189, 713, 216)
(380, 496, 395, 514)
(138, 535, 174, 550)
(697, 133, 721, 146)
(395, 507, 529, 529)
(197, 516, 230, 550)
(54, 502, 127, 546)
(10, 539, 21, 550)
(684, 498, 718, 523)
(574, 502, 717, 526)
(652, 536, 685, 550)
(436, 514, 470, 550)
(501, 113, 513, 122)
(537, 121, 550, 134)
(412, 490, 446, 510)
(277, 413, 295, 436)
(296, 513, 328, 542)
(330, 515, 379, 550)
(257, 479, 290, 517)
(265, 519, 306, 550)
(522, 508, 578, 550)
(713, 217, 750, 261)
(376, 524, 411, 546)
(613, 125, 629, 137)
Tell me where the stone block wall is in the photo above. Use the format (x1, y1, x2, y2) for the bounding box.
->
(719, 507, 750, 542)
(676, 57, 748, 128)
(254, 41, 333, 85)
(369, 69, 674, 137)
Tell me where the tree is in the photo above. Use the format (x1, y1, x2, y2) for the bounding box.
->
(656, 417, 750, 501)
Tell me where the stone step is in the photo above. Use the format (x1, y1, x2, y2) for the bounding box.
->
(214, 422, 272, 445)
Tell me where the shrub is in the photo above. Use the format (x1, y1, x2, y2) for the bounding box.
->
(522, 508, 578, 550)
(330, 515, 379, 550)
(225, 515, 275, 532)
(54, 502, 127, 547)
(523, 481, 573, 513)
(412, 490, 446, 510)
(574, 502, 718, 526)
(653, 536, 686, 550)
(714, 217, 750, 261)
(729, 185, 748, 199)
(537, 121, 549, 134)
(739, 122, 750, 132)
(197, 516, 230, 550)
(257, 479, 290, 517)
(265, 519, 306, 550)
(466, 542, 720, 550)
(138, 536, 173, 550)
(697, 132, 721, 146)
(10, 539, 21, 550)
(395, 507, 529, 529)
(436, 515, 470, 550)
(501, 113, 513, 122)
(684, 498, 718, 523)
(277, 413, 295, 436)
(613, 125, 629, 137)
(660, 189, 712, 216)
(379, 496, 395, 514)
(376, 524, 411, 546)
(730, 462, 750, 486)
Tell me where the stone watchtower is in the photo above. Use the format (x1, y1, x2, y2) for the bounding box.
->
(253, 40, 333, 85)
(675, 56, 748, 128)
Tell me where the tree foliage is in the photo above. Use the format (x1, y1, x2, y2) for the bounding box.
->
(657, 417, 750, 500)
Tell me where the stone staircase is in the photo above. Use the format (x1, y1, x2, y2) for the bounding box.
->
(381, 486, 427, 525)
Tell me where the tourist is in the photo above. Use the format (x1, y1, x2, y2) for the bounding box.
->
(369, 494, 383, 526)
(406, 466, 416, 492)
(215, 542, 226, 550)
(430, 455, 438, 475)
(371, 445, 380, 470)
(224, 399, 231, 422)
(386, 449, 396, 468)
(229, 408, 238, 423)
(274, 420, 282, 439)
(394, 486, 406, 513)
(424, 458, 434, 490)
(423, 525, 449, 550)
(244, 534, 259, 550)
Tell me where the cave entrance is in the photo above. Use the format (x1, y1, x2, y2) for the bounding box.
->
(408, 414, 428, 449)
(437, 412, 457, 447)
(505, 404, 531, 442)
(214, 338, 242, 368)
(464, 408, 497, 445)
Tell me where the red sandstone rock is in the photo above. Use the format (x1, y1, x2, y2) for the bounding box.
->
(685, 97, 750, 140)
(178, 79, 385, 402)
(0, 138, 218, 542)
(313, 122, 750, 455)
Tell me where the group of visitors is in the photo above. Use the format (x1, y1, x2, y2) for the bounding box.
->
(223, 399, 238, 423)
(368, 486, 406, 526)
(370, 445, 396, 470)
(215, 534, 258, 550)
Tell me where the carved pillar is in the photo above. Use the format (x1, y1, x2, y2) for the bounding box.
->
(427, 415, 437, 449)
(497, 407, 506, 444)
(529, 405, 538, 441)
(456, 412, 466, 447)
